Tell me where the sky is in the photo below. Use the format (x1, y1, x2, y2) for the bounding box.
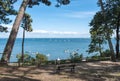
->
(1, 0, 100, 38)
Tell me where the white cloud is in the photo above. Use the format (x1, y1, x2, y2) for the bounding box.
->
(0, 25, 90, 38)
(0, 29, 90, 38)
(63, 11, 96, 18)
(33, 30, 49, 34)
(25, 29, 90, 38)
(32, 30, 79, 35)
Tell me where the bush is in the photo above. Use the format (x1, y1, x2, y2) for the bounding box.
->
(101, 49, 111, 57)
(16, 53, 48, 66)
(46, 60, 55, 65)
(36, 53, 48, 67)
(70, 52, 83, 63)
(16, 53, 35, 66)
(86, 54, 111, 62)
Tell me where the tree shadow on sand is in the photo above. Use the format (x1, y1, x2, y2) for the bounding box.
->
(1, 61, 120, 81)
(53, 61, 120, 81)
(0, 77, 41, 81)
(0, 66, 42, 81)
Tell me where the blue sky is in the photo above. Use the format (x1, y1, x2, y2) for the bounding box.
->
(1, 0, 100, 38)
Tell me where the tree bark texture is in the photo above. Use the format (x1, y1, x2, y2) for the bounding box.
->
(1, 0, 29, 64)
(22, 29, 25, 64)
(99, 0, 116, 61)
(116, 13, 120, 59)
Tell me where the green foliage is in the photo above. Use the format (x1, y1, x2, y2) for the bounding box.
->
(16, 53, 22, 62)
(86, 55, 111, 62)
(35, 53, 48, 67)
(88, 11, 108, 55)
(1, 0, 70, 65)
(86, 50, 111, 61)
(0, 25, 8, 32)
(86, 49, 114, 61)
(23, 54, 32, 63)
(101, 49, 120, 59)
(91, 54, 99, 60)
(28, 0, 70, 8)
(88, 0, 120, 58)
(45, 60, 55, 65)
(16, 53, 35, 65)
(21, 13, 33, 32)
(101, 49, 111, 57)
(16, 53, 48, 66)
(0, 0, 17, 24)
(70, 52, 83, 63)
(55, 0, 70, 7)
(88, 11, 110, 54)
(28, 0, 51, 8)
(36, 53, 48, 64)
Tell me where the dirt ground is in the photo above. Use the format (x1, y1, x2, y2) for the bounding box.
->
(0, 61, 120, 81)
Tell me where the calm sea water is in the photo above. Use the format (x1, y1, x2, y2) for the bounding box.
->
(0, 38, 116, 62)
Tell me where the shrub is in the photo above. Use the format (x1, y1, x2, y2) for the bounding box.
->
(70, 52, 83, 63)
(16, 52, 49, 66)
(101, 49, 111, 57)
(36, 53, 48, 67)
(16, 53, 35, 66)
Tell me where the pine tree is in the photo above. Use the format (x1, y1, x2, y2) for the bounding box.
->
(1, 0, 70, 65)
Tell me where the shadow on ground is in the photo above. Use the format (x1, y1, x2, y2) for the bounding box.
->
(52, 61, 120, 81)
(0, 66, 42, 81)
(1, 61, 120, 81)
(0, 77, 41, 81)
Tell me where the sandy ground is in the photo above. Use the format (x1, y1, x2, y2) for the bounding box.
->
(0, 61, 120, 81)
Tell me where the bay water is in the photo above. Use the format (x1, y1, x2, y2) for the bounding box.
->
(0, 38, 116, 62)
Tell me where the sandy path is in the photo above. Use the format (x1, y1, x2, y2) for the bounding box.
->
(0, 61, 120, 81)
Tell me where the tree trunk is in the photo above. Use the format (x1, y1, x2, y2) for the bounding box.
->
(99, 0, 116, 61)
(116, 13, 120, 59)
(0, 0, 29, 65)
(99, 44, 102, 57)
(22, 29, 25, 65)
(107, 34, 115, 61)
(99, 0, 104, 13)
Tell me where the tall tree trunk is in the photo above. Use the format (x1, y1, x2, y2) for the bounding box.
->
(22, 29, 25, 65)
(99, 0, 104, 13)
(99, 44, 102, 57)
(116, 13, 120, 59)
(0, 0, 29, 65)
(106, 34, 115, 61)
(99, 0, 116, 61)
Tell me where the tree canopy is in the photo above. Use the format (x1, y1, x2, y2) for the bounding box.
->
(0, 0, 17, 24)
(0, 0, 70, 65)
(0, 25, 8, 32)
(88, 0, 120, 61)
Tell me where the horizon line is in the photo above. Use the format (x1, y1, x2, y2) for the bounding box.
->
(0, 37, 91, 39)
